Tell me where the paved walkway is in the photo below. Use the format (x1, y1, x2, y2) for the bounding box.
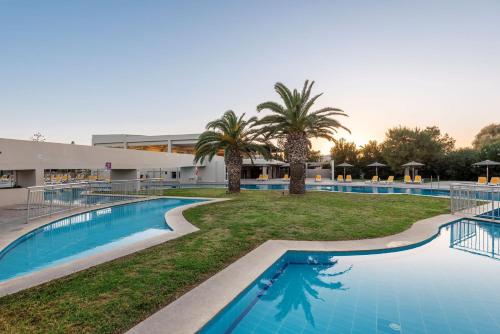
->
(0, 205, 29, 247)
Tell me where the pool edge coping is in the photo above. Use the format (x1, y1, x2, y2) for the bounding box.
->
(0, 196, 229, 297)
(126, 213, 471, 334)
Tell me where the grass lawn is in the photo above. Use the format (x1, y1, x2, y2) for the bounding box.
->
(0, 190, 449, 333)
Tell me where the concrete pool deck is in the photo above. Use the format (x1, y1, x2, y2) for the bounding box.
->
(127, 213, 464, 334)
(0, 196, 229, 297)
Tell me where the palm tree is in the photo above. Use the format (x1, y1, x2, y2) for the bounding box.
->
(194, 110, 270, 193)
(257, 80, 349, 194)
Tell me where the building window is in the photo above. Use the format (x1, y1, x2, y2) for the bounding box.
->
(0, 170, 15, 188)
(171, 171, 177, 179)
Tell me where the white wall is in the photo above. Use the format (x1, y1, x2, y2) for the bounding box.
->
(0, 138, 198, 171)
(0, 188, 28, 207)
(0, 138, 225, 179)
(0, 138, 226, 207)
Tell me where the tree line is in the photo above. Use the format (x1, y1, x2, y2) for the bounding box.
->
(328, 123, 500, 180)
(194, 78, 499, 194)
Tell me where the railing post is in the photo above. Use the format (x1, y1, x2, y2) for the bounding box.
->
(49, 186, 53, 216)
(25, 187, 31, 223)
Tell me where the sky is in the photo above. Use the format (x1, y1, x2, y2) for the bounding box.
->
(1, 0, 499, 153)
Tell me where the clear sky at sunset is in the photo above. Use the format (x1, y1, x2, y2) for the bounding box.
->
(1, 0, 499, 152)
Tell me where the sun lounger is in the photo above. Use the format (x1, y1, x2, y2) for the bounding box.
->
(489, 177, 499, 186)
(477, 177, 487, 185)
(315, 175, 322, 182)
(257, 174, 269, 181)
(345, 175, 352, 183)
(414, 175, 423, 184)
(337, 175, 344, 182)
(404, 175, 412, 184)
(381, 176, 394, 184)
(370, 176, 378, 183)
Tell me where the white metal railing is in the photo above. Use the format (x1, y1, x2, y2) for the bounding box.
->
(450, 219, 499, 259)
(26, 178, 166, 221)
(450, 183, 500, 220)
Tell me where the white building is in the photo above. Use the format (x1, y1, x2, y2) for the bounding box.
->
(92, 133, 200, 154)
(0, 137, 225, 206)
(93, 133, 287, 179)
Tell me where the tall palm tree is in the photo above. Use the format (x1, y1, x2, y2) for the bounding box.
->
(194, 110, 270, 193)
(257, 80, 349, 194)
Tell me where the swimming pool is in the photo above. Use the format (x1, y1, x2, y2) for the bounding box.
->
(0, 198, 202, 282)
(168, 183, 451, 197)
(201, 219, 500, 333)
(243, 184, 450, 197)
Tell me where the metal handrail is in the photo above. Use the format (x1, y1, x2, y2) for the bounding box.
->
(450, 183, 500, 221)
(26, 178, 166, 222)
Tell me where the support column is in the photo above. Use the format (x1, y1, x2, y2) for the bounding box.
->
(16, 169, 44, 187)
(110, 169, 140, 192)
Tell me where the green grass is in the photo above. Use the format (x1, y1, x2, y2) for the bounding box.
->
(0, 190, 449, 333)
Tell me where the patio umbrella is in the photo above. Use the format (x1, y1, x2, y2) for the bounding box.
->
(402, 161, 424, 180)
(337, 162, 353, 179)
(473, 160, 500, 180)
(367, 162, 386, 177)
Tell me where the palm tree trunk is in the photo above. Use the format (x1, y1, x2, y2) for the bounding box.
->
(286, 133, 309, 194)
(226, 150, 243, 193)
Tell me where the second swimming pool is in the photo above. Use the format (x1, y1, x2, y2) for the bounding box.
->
(201, 219, 500, 333)
(0, 198, 203, 282)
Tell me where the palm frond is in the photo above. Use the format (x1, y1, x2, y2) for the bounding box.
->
(195, 110, 270, 165)
(257, 80, 349, 139)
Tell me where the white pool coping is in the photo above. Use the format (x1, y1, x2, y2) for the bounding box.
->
(127, 213, 465, 334)
(0, 196, 228, 297)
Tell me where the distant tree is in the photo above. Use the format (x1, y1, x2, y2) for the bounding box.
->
(441, 148, 481, 181)
(257, 80, 349, 194)
(380, 126, 455, 176)
(479, 142, 500, 161)
(307, 150, 322, 162)
(358, 140, 383, 164)
(31, 132, 46, 142)
(194, 110, 270, 193)
(330, 138, 358, 164)
(473, 123, 500, 149)
(358, 140, 385, 178)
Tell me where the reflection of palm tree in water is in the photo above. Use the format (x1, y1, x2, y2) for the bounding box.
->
(257, 259, 352, 327)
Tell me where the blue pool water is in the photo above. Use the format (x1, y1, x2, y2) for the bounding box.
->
(241, 184, 450, 197)
(0, 198, 202, 281)
(169, 183, 450, 197)
(201, 219, 500, 333)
